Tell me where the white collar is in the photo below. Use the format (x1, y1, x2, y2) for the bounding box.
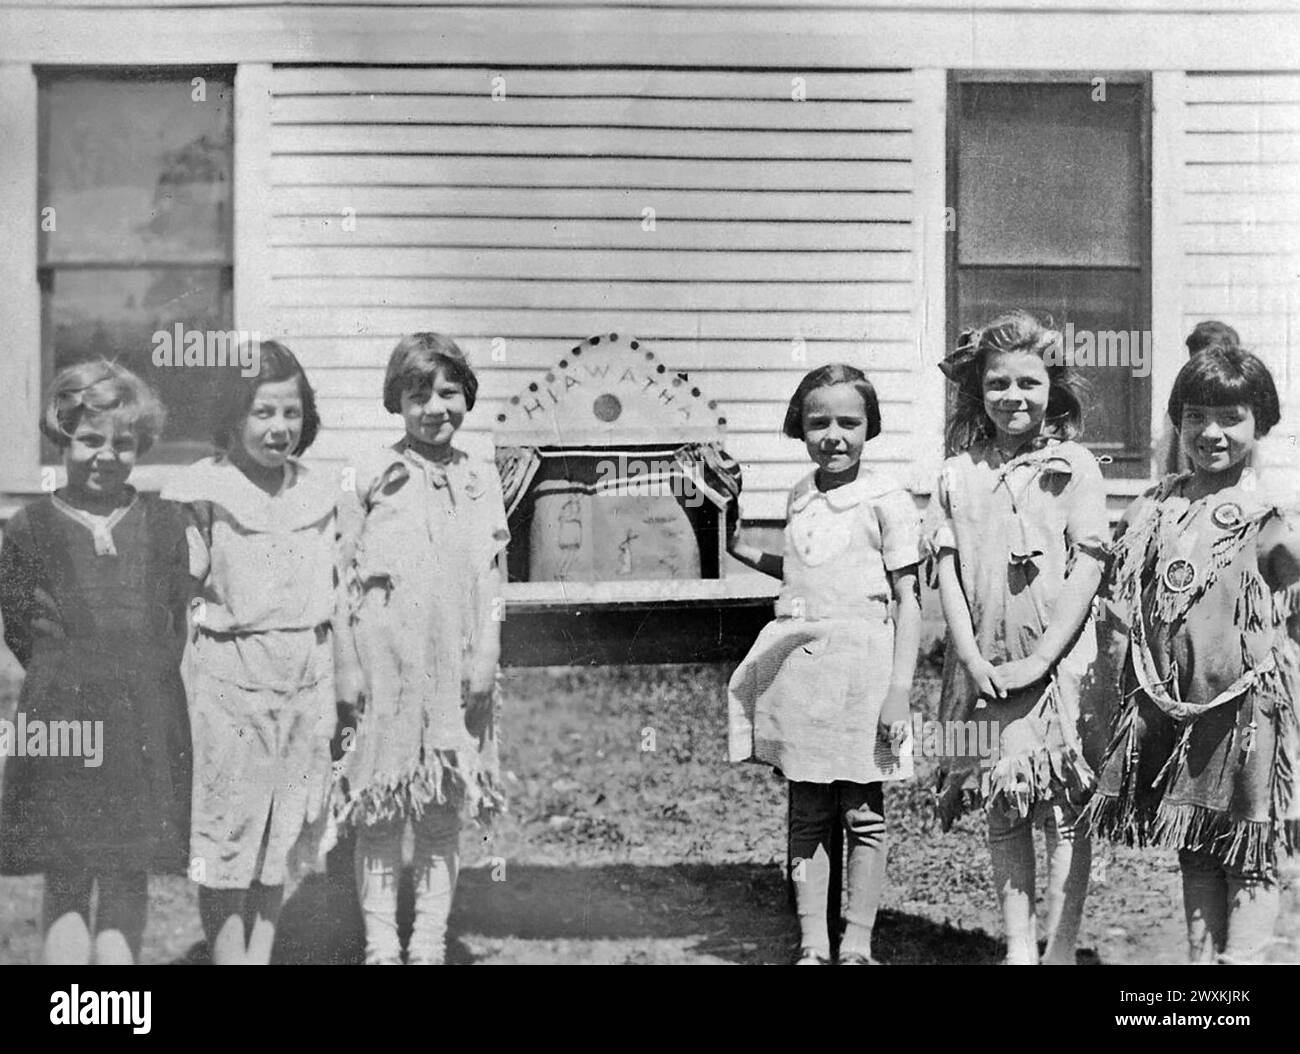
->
(51, 493, 137, 556)
(790, 468, 898, 513)
(163, 456, 337, 532)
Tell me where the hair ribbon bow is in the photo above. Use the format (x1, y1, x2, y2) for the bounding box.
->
(938, 329, 981, 381)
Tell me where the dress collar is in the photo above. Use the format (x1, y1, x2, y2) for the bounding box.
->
(975, 437, 1077, 478)
(50, 491, 138, 556)
(790, 468, 898, 513)
(163, 455, 337, 532)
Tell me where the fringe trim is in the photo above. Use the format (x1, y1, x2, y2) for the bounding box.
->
(335, 749, 506, 828)
(1085, 790, 1158, 850)
(1087, 689, 1300, 873)
(1235, 570, 1269, 633)
(1151, 802, 1296, 875)
(979, 744, 1095, 821)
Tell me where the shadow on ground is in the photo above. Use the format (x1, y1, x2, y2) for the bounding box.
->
(174, 854, 1011, 965)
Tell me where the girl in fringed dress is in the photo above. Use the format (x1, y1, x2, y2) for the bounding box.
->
(927, 311, 1110, 965)
(335, 333, 509, 965)
(1085, 345, 1300, 963)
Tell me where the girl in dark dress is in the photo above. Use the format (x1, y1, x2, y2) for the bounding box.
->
(0, 360, 192, 964)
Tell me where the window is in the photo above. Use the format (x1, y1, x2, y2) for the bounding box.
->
(948, 73, 1152, 478)
(38, 68, 234, 463)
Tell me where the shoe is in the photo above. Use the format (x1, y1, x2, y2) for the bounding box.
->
(794, 948, 832, 965)
(837, 951, 879, 965)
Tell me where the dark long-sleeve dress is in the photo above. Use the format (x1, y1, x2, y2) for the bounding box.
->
(0, 493, 193, 875)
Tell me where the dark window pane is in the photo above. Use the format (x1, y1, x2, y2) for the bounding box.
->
(958, 266, 1151, 477)
(42, 267, 232, 463)
(957, 82, 1143, 267)
(40, 73, 233, 265)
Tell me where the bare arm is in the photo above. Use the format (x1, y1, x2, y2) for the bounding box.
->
(878, 565, 922, 733)
(727, 539, 784, 580)
(991, 554, 1105, 693)
(936, 548, 1002, 699)
(463, 556, 505, 739)
(469, 556, 505, 693)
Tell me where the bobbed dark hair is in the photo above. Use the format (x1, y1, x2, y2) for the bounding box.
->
(382, 332, 478, 414)
(211, 340, 320, 456)
(782, 363, 882, 442)
(1185, 320, 1240, 356)
(1167, 345, 1280, 436)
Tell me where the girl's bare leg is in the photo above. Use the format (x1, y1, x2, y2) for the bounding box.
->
(43, 869, 93, 965)
(1042, 815, 1091, 965)
(1179, 850, 1228, 963)
(93, 870, 148, 964)
(243, 883, 283, 965)
(199, 886, 249, 965)
(988, 810, 1038, 964)
(1222, 869, 1280, 963)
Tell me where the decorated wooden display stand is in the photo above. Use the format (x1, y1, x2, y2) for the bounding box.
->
(492, 333, 776, 665)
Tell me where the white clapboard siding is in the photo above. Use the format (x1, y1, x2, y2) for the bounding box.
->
(270, 186, 914, 221)
(268, 65, 922, 519)
(1183, 72, 1300, 407)
(289, 336, 920, 372)
(309, 367, 919, 409)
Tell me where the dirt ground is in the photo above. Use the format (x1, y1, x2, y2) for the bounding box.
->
(5, 659, 1298, 965)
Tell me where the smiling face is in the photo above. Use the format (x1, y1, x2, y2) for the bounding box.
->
(235, 377, 304, 472)
(399, 367, 467, 450)
(1179, 402, 1257, 475)
(801, 383, 869, 484)
(64, 411, 138, 503)
(982, 350, 1050, 445)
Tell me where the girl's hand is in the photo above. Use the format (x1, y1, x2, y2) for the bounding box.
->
(30, 586, 65, 640)
(463, 688, 494, 740)
(962, 655, 1005, 700)
(990, 654, 1051, 694)
(331, 699, 361, 762)
(878, 684, 910, 727)
(877, 685, 912, 756)
(725, 512, 742, 555)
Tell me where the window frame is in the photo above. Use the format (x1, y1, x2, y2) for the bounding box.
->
(945, 69, 1154, 477)
(35, 64, 236, 467)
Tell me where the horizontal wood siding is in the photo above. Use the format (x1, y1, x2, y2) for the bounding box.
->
(1182, 72, 1300, 470)
(267, 66, 922, 519)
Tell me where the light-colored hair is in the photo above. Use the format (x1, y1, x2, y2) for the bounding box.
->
(944, 310, 1085, 453)
(40, 359, 166, 454)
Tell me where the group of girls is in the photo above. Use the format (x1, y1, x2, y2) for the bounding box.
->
(0, 333, 506, 965)
(729, 310, 1300, 965)
(2, 308, 1296, 968)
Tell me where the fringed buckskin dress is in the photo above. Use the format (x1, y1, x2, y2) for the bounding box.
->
(927, 438, 1111, 828)
(336, 440, 511, 825)
(1086, 470, 1300, 876)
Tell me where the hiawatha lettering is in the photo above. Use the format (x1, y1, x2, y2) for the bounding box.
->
(49, 986, 151, 1034)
